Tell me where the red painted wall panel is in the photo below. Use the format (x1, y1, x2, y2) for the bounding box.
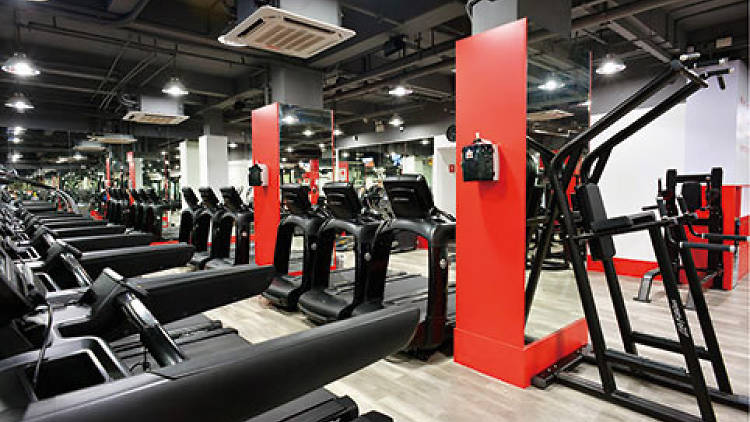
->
(252, 104, 280, 266)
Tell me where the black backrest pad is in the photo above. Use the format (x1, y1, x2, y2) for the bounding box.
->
(281, 184, 311, 215)
(199, 187, 220, 210)
(681, 182, 702, 212)
(575, 183, 616, 260)
(220, 187, 243, 212)
(383, 174, 434, 219)
(323, 182, 361, 220)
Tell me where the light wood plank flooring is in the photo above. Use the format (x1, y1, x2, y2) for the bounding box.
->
(199, 249, 749, 421)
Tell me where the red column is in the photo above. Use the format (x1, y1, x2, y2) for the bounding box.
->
(251, 103, 281, 266)
(453, 19, 587, 388)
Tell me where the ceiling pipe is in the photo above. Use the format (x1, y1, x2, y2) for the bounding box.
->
(326, 59, 455, 103)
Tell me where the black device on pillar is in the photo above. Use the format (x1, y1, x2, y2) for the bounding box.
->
(526, 60, 747, 422)
(204, 186, 255, 269)
(635, 167, 746, 305)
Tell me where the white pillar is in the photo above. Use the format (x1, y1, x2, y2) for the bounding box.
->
(198, 134, 228, 188)
(179, 140, 201, 208)
(134, 158, 144, 188)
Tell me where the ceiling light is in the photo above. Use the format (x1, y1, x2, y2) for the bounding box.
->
(596, 54, 626, 76)
(389, 113, 404, 127)
(160, 151, 168, 155)
(341, 151, 349, 158)
(11, 153, 22, 162)
(162, 77, 189, 97)
(281, 157, 288, 162)
(285, 146, 294, 153)
(538, 79, 564, 91)
(4, 92, 34, 112)
(73, 153, 84, 160)
(578, 99, 591, 107)
(9, 136, 21, 144)
(388, 85, 413, 97)
(11, 126, 25, 136)
(228, 142, 238, 148)
(2, 53, 41, 77)
(420, 139, 431, 145)
(318, 143, 326, 149)
(333, 127, 343, 136)
(282, 114, 298, 124)
(303, 129, 314, 137)
(217, 34, 245, 47)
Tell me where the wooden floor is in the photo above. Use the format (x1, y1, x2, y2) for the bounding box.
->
(199, 249, 749, 421)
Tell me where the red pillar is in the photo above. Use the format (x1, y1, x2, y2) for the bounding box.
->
(453, 19, 587, 388)
(251, 103, 281, 266)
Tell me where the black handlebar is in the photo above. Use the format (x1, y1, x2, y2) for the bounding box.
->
(680, 241, 735, 253)
(117, 292, 186, 367)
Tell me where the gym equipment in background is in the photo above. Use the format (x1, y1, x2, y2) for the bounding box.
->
(635, 168, 746, 305)
(527, 60, 747, 422)
(204, 186, 254, 269)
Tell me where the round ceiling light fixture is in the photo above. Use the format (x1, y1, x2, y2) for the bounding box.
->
(2, 53, 41, 77)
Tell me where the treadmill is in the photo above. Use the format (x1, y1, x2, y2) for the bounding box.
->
(262, 184, 325, 309)
(354, 174, 456, 355)
(0, 251, 414, 421)
(297, 182, 411, 323)
(204, 186, 254, 269)
(189, 187, 226, 268)
(178, 187, 202, 244)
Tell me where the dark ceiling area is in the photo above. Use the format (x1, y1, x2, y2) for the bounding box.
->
(0, 0, 746, 168)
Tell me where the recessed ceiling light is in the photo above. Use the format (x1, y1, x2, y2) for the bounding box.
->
(2, 53, 41, 77)
(228, 142, 238, 148)
(538, 79, 564, 91)
(303, 129, 314, 137)
(388, 85, 413, 97)
(388, 113, 404, 127)
(341, 151, 349, 158)
(11, 126, 25, 136)
(282, 114, 298, 124)
(333, 127, 343, 136)
(286, 146, 294, 152)
(162, 77, 189, 97)
(318, 143, 326, 149)
(596, 54, 626, 75)
(420, 139, 431, 145)
(73, 153, 84, 160)
(9, 136, 21, 144)
(11, 152, 22, 162)
(4, 92, 34, 112)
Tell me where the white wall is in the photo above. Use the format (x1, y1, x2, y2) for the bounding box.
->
(179, 140, 200, 208)
(228, 159, 251, 200)
(591, 104, 687, 262)
(432, 134, 456, 216)
(198, 134, 228, 188)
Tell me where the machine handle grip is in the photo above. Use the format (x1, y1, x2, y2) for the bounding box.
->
(642, 205, 659, 211)
(680, 241, 735, 253)
(701, 233, 747, 242)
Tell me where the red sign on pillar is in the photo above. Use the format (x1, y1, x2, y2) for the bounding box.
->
(453, 18, 586, 388)
(307, 159, 320, 204)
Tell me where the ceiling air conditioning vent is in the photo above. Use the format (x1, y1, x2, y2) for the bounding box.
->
(74, 141, 106, 152)
(122, 111, 189, 125)
(87, 133, 137, 145)
(221, 6, 356, 58)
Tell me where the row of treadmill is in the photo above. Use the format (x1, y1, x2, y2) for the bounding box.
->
(0, 175, 422, 421)
(178, 175, 456, 355)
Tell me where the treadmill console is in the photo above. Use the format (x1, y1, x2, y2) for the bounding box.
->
(281, 184, 311, 215)
(198, 188, 222, 211)
(322, 183, 361, 220)
(383, 175, 434, 220)
(181, 187, 200, 210)
(219, 187, 244, 213)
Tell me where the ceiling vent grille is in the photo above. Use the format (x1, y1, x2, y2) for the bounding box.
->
(122, 111, 189, 125)
(87, 133, 137, 145)
(221, 6, 355, 58)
